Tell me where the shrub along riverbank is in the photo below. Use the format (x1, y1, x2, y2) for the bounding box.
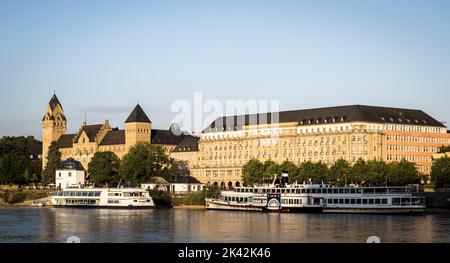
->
(147, 186, 220, 208)
(0, 190, 48, 205)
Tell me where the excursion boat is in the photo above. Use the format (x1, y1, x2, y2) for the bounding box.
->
(206, 174, 426, 214)
(51, 187, 155, 208)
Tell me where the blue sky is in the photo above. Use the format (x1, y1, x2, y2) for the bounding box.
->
(1, 0, 450, 138)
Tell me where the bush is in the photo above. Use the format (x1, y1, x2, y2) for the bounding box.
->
(172, 187, 220, 206)
(147, 189, 172, 207)
(1, 191, 26, 204)
(183, 191, 207, 206)
(432, 156, 450, 186)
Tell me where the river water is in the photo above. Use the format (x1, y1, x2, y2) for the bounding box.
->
(0, 207, 449, 243)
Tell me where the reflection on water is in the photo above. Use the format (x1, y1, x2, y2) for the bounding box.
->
(0, 207, 449, 243)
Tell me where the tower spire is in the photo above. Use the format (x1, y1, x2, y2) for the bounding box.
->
(125, 104, 152, 123)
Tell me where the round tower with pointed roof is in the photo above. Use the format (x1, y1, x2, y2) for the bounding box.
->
(125, 104, 152, 149)
(42, 94, 67, 168)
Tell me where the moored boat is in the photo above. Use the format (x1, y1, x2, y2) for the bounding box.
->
(51, 187, 155, 208)
(206, 174, 425, 214)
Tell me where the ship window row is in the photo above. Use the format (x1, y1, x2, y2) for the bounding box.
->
(224, 196, 252, 203)
(54, 191, 101, 197)
(64, 199, 97, 205)
(325, 198, 388, 205)
(281, 198, 302, 205)
(235, 188, 368, 194)
(108, 200, 120, 204)
(252, 197, 266, 204)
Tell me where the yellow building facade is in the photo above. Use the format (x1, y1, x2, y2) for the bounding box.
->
(191, 105, 450, 188)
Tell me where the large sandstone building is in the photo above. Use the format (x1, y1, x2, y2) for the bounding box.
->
(191, 105, 450, 188)
(42, 95, 450, 188)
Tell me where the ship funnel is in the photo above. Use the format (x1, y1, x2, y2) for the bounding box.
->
(281, 172, 289, 186)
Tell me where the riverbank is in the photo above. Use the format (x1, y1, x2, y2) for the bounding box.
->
(0, 190, 49, 206)
(172, 205, 205, 209)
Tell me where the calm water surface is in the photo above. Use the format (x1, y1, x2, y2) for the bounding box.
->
(0, 207, 449, 243)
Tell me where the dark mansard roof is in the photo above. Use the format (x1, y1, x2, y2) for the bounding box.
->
(57, 127, 198, 149)
(172, 135, 199, 152)
(203, 105, 446, 133)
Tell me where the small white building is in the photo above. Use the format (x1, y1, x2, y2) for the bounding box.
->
(141, 177, 171, 192)
(55, 158, 86, 190)
(141, 176, 205, 195)
(169, 176, 206, 195)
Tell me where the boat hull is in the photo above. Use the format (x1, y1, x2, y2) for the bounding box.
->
(322, 207, 424, 215)
(206, 199, 263, 212)
(265, 207, 324, 213)
(50, 205, 155, 209)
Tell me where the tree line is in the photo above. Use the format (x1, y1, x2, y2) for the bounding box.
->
(2, 135, 450, 188)
(243, 157, 450, 187)
(42, 141, 186, 187)
(0, 136, 42, 185)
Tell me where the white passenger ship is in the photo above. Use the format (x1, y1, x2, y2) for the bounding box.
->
(51, 187, 155, 208)
(206, 174, 426, 214)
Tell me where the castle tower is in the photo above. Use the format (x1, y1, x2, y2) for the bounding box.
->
(42, 94, 67, 168)
(125, 104, 152, 149)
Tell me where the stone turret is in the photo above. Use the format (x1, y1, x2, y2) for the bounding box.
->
(125, 104, 152, 149)
(42, 94, 67, 168)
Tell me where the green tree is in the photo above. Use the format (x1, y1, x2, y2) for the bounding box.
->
(31, 169, 41, 185)
(41, 141, 61, 186)
(163, 159, 189, 182)
(387, 159, 419, 186)
(23, 169, 32, 184)
(298, 161, 329, 184)
(349, 158, 367, 185)
(0, 136, 42, 185)
(147, 189, 172, 207)
(242, 159, 265, 186)
(263, 160, 279, 181)
(365, 160, 388, 186)
(431, 156, 450, 187)
(438, 145, 450, 154)
(88, 151, 120, 186)
(328, 159, 350, 186)
(119, 142, 171, 186)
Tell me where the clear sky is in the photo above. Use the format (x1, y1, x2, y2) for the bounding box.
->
(1, 0, 450, 139)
